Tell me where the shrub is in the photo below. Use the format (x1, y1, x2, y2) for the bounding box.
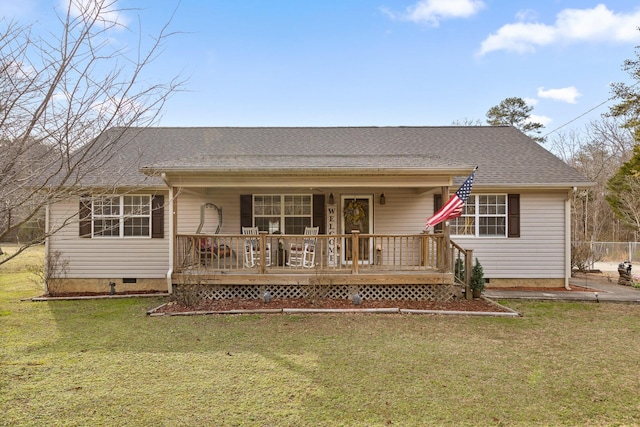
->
(470, 258, 485, 292)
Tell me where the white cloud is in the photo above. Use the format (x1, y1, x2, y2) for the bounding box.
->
(537, 86, 581, 104)
(479, 22, 556, 54)
(384, 0, 485, 26)
(523, 97, 539, 106)
(52, 92, 69, 104)
(478, 4, 640, 55)
(515, 9, 537, 22)
(528, 114, 552, 126)
(91, 95, 142, 119)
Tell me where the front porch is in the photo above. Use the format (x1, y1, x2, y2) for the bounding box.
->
(172, 232, 473, 301)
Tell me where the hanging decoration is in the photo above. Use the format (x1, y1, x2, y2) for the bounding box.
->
(344, 199, 366, 224)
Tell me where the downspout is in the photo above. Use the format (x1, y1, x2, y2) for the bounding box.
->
(161, 173, 174, 294)
(44, 203, 50, 295)
(564, 189, 572, 290)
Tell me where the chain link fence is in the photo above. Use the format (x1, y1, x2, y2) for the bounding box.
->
(573, 241, 640, 270)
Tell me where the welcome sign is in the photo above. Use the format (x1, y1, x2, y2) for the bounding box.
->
(327, 204, 337, 267)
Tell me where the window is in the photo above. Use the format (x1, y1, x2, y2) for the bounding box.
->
(253, 194, 312, 234)
(450, 194, 507, 237)
(92, 195, 151, 237)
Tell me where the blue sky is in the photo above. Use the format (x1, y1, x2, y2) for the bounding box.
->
(6, 0, 640, 140)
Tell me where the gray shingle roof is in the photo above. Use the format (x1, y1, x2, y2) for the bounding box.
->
(145, 154, 466, 171)
(81, 126, 592, 188)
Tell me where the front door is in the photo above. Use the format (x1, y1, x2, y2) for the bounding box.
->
(341, 195, 373, 264)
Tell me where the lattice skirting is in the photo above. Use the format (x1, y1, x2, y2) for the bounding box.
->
(173, 283, 460, 302)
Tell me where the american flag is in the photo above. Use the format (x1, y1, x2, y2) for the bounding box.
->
(425, 168, 477, 229)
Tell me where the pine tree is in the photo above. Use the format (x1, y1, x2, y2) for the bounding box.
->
(486, 97, 545, 143)
(470, 258, 485, 292)
(606, 145, 640, 232)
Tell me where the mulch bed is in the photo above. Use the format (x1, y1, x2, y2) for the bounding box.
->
(45, 282, 606, 315)
(155, 297, 511, 314)
(46, 290, 167, 297)
(156, 283, 605, 314)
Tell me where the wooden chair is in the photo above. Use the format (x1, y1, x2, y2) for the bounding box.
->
(199, 237, 234, 268)
(242, 227, 270, 267)
(287, 226, 319, 268)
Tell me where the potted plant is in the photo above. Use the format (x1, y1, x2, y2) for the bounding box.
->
(470, 258, 485, 298)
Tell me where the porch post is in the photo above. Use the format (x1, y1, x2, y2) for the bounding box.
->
(465, 249, 473, 300)
(259, 232, 267, 274)
(441, 186, 450, 271)
(421, 234, 428, 267)
(351, 230, 360, 274)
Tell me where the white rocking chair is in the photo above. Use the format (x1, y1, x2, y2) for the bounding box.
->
(287, 226, 319, 268)
(242, 227, 271, 267)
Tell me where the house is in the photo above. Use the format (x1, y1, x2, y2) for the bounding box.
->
(45, 126, 592, 299)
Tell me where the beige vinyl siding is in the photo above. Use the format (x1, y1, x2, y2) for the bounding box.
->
(452, 192, 566, 279)
(374, 189, 432, 235)
(48, 194, 169, 279)
(372, 189, 436, 266)
(175, 190, 240, 235)
(372, 190, 567, 279)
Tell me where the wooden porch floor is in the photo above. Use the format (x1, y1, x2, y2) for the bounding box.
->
(172, 269, 454, 286)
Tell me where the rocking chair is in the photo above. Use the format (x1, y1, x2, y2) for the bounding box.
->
(287, 226, 319, 268)
(242, 227, 271, 267)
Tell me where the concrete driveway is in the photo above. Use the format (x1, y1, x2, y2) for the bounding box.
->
(484, 270, 640, 303)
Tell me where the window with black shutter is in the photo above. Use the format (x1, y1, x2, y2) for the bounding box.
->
(241, 194, 325, 234)
(78, 194, 162, 238)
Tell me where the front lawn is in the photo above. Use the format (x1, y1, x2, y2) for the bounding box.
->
(1, 245, 640, 426)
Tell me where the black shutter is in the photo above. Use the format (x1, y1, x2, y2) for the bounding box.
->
(240, 195, 253, 231)
(79, 196, 92, 238)
(151, 195, 164, 238)
(313, 194, 325, 234)
(433, 194, 443, 233)
(508, 194, 520, 238)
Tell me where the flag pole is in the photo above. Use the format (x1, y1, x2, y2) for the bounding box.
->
(425, 166, 478, 231)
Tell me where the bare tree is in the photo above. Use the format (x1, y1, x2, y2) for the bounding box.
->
(451, 118, 483, 126)
(593, 122, 634, 241)
(550, 117, 635, 242)
(0, 0, 183, 264)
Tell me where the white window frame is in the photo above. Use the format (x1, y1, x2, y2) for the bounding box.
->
(450, 194, 508, 238)
(92, 195, 152, 238)
(253, 194, 313, 234)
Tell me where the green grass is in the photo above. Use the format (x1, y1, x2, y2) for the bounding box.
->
(2, 245, 640, 426)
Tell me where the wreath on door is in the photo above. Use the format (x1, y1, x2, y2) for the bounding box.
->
(344, 200, 366, 223)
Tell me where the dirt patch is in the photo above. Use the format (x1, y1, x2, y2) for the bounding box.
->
(572, 271, 619, 285)
(155, 297, 511, 314)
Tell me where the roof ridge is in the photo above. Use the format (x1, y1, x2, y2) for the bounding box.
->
(118, 125, 504, 130)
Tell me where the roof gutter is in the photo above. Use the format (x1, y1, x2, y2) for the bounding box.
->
(565, 189, 572, 290)
(473, 182, 595, 190)
(140, 166, 476, 177)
